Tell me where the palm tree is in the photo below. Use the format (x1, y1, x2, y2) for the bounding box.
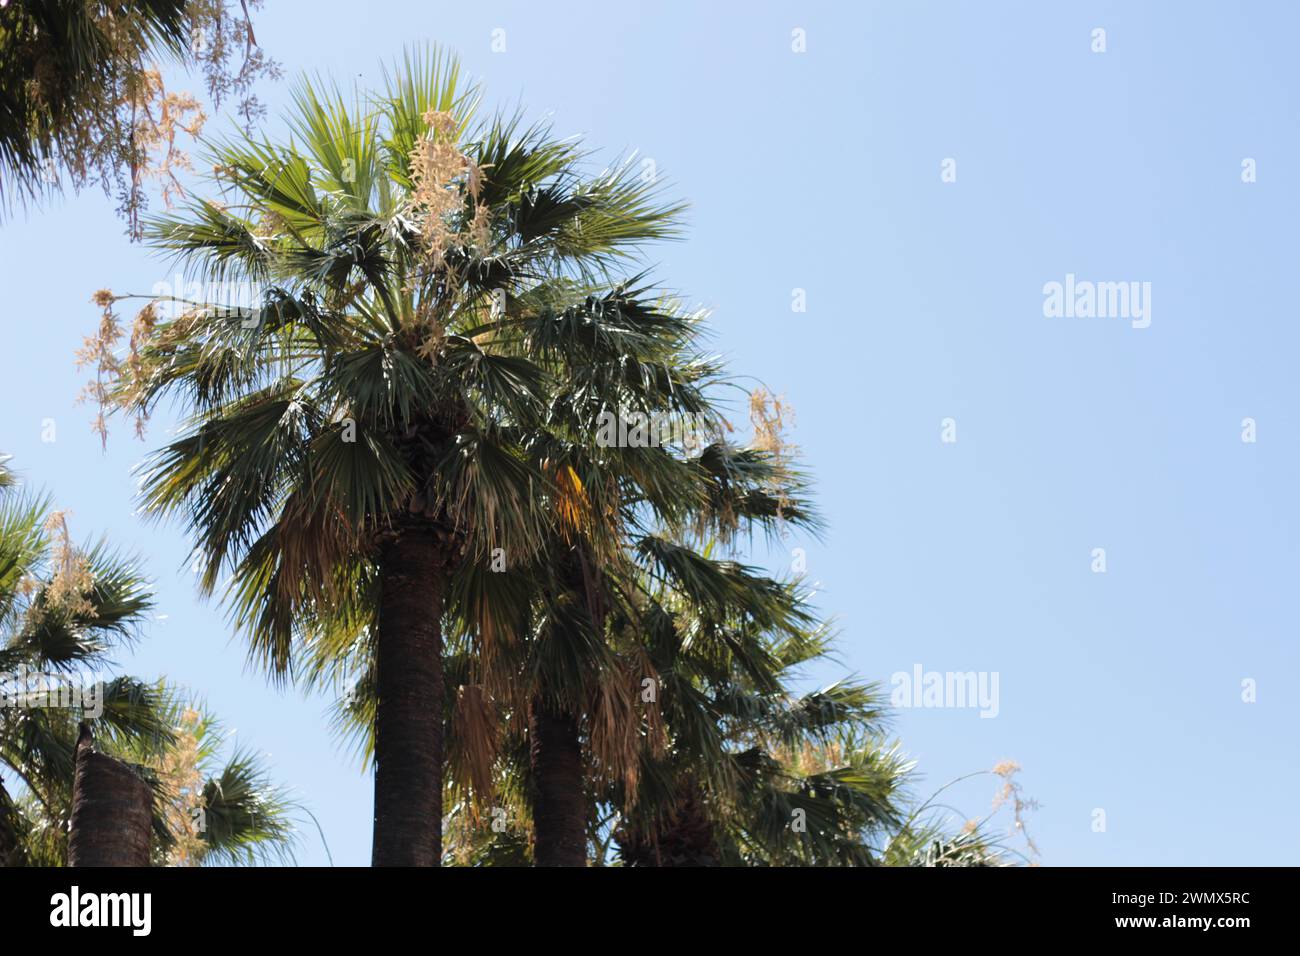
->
(439, 282, 822, 865)
(84, 48, 685, 864)
(405, 337, 817, 866)
(1, 464, 169, 866)
(334, 512, 1014, 867)
(267, 254, 814, 868)
(509, 339, 822, 864)
(604, 573, 1023, 867)
(425, 498, 845, 867)
(0, 459, 298, 866)
(514, 531, 828, 866)
(594, 549, 910, 867)
(434, 537, 1012, 868)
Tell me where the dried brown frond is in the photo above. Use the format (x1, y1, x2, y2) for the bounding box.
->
(628, 645, 666, 762)
(271, 490, 368, 608)
(589, 652, 667, 802)
(448, 683, 499, 808)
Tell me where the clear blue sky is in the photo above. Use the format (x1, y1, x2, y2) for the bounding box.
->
(2, 0, 1296, 866)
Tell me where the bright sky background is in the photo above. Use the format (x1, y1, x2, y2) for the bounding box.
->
(2, 0, 1297, 866)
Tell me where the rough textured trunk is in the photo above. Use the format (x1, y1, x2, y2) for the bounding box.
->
(615, 780, 719, 867)
(372, 528, 447, 866)
(530, 700, 586, 866)
(0, 776, 23, 867)
(68, 726, 153, 867)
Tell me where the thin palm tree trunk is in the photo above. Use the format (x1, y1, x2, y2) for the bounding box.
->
(0, 775, 23, 866)
(68, 726, 153, 867)
(530, 700, 586, 866)
(372, 529, 447, 866)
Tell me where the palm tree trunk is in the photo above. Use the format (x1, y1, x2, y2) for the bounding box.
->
(68, 726, 153, 867)
(372, 529, 447, 866)
(0, 776, 23, 866)
(530, 700, 586, 866)
(615, 780, 719, 866)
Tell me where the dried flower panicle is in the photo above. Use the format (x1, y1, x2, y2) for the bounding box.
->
(75, 290, 156, 445)
(253, 206, 288, 240)
(185, 0, 282, 130)
(778, 738, 848, 778)
(75, 291, 124, 446)
(467, 200, 493, 251)
(39, 511, 96, 621)
(409, 110, 470, 261)
(153, 707, 207, 866)
(991, 760, 1040, 858)
(126, 68, 207, 209)
(749, 386, 796, 458)
(414, 322, 447, 364)
(748, 386, 799, 528)
(406, 108, 493, 356)
(11, 0, 279, 238)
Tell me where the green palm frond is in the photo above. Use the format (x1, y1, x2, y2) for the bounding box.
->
(197, 746, 300, 866)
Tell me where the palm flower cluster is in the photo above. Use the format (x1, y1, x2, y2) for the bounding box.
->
(407, 107, 490, 272)
(77, 290, 158, 443)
